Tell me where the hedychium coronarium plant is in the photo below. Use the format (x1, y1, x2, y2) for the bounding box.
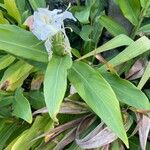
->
(0, 0, 150, 149)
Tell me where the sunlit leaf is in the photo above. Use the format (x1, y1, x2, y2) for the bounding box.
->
(0, 24, 48, 63)
(68, 61, 128, 147)
(9, 115, 53, 150)
(44, 55, 72, 121)
(0, 10, 9, 24)
(118, 0, 141, 25)
(78, 34, 133, 60)
(99, 36, 150, 70)
(4, 0, 21, 24)
(0, 60, 33, 91)
(0, 55, 15, 71)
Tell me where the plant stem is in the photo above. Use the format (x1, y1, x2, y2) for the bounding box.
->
(131, 2, 150, 39)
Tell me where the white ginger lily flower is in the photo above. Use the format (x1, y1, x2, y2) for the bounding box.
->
(25, 8, 76, 59)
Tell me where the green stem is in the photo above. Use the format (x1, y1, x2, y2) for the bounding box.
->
(131, 2, 150, 39)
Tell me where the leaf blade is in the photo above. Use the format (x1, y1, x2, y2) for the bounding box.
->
(68, 61, 128, 146)
(13, 88, 32, 123)
(44, 55, 72, 121)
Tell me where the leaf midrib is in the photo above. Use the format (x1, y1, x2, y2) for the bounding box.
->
(0, 39, 47, 56)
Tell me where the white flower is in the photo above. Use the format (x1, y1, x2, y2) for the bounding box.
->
(26, 8, 76, 59)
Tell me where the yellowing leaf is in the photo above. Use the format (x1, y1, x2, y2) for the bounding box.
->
(0, 10, 9, 24)
(4, 0, 21, 24)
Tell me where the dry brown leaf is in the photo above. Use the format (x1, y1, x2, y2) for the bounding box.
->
(76, 115, 133, 149)
(31, 74, 44, 90)
(125, 59, 148, 80)
(137, 114, 150, 150)
(54, 115, 95, 150)
(33, 100, 89, 116)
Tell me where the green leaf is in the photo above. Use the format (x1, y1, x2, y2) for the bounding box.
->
(8, 115, 53, 150)
(138, 61, 150, 89)
(28, 0, 46, 11)
(0, 55, 15, 70)
(138, 24, 150, 35)
(100, 72, 150, 110)
(99, 15, 128, 36)
(44, 55, 72, 121)
(12, 88, 32, 123)
(78, 34, 133, 60)
(0, 96, 13, 107)
(0, 60, 33, 91)
(68, 61, 128, 147)
(118, 0, 141, 25)
(0, 10, 9, 24)
(0, 24, 48, 63)
(4, 0, 21, 24)
(140, 0, 150, 8)
(15, 0, 26, 15)
(28, 91, 46, 109)
(75, 7, 90, 24)
(99, 36, 150, 70)
(0, 122, 17, 150)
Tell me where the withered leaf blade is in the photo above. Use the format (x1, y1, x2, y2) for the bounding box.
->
(125, 59, 148, 80)
(33, 100, 89, 116)
(31, 74, 44, 90)
(54, 115, 95, 150)
(137, 114, 150, 150)
(76, 115, 133, 149)
(54, 128, 76, 150)
(76, 124, 117, 149)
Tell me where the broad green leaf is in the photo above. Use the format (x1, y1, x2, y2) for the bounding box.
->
(0, 24, 48, 62)
(12, 88, 32, 123)
(4, 0, 21, 24)
(78, 34, 133, 60)
(0, 122, 17, 150)
(75, 7, 90, 24)
(0, 55, 15, 70)
(100, 72, 150, 110)
(99, 36, 150, 70)
(99, 15, 128, 36)
(68, 61, 128, 147)
(138, 24, 150, 35)
(44, 55, 72, 121)
(0, 60, 33, 91)
(118, 0, 141, 25)
(9, 115, 53, 150)
(0, 10, 9, 24)
(138, 61, 150, 89)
